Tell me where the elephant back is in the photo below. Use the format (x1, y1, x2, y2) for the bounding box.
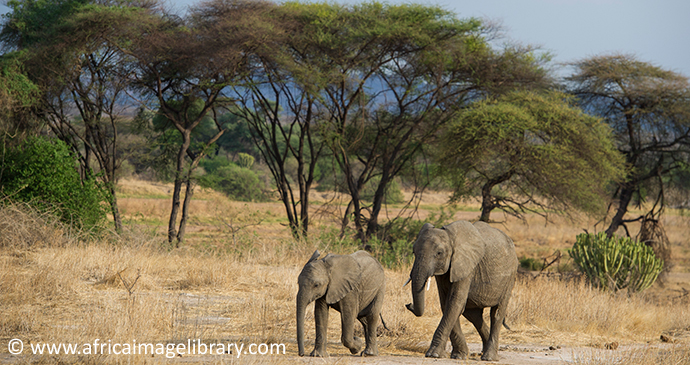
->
(473, 221, 518, 269)
(351, 251, 384, 277)
(351, 251, 385, 295)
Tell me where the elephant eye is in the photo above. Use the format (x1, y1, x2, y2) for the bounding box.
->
(436, 251, 442, 257)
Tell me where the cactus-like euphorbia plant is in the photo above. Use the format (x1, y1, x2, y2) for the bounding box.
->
(569, 232, 663, 292)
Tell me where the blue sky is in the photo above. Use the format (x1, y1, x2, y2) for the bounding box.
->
(2, 0, 689, 77)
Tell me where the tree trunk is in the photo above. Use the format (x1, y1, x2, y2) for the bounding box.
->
(605, 183, 635, 237)
(168, 179, 183, 243)
(108, 184, 123, 232)
(176, 178, 194, 246)
(366, 169, 390, 239)
(480, 181, 495, 223)
(479, 171, 514, 222)
(339, 201, 353, 239)
(168, 131, 191, 244)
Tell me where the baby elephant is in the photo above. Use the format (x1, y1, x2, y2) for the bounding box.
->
(296, 250, 385, 357)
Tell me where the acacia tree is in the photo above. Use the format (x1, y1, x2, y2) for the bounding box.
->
(126, 0, 278, 244)
(275, 2, 481, 242)
(441, 90, 625, 222)
(0, 0, 154, 231)
(0, 51, 40, 132)
(286, 2, 553, 242)
(228, 2, 325, 240)
(567, 55, 690, 237)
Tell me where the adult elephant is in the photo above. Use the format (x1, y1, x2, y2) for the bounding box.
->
(296, 250, 385, 357)
(405, 220, 518, 361)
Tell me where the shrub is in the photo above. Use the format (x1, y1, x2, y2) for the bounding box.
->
(519, 257, 545, 271)
(569, 232, 663, 293)
(237, 153, 255, 169)
(368, 237, 414, 269)
(200, 163, 267, 202)
(381, 206, 457, 244)
(0, 136, 107, 229)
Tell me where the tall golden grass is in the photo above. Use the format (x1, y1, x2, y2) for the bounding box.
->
(1, 182, 690, 364)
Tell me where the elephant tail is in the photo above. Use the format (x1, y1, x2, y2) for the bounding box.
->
(502, 318, 512, 331)
(379, 313, 391, 332)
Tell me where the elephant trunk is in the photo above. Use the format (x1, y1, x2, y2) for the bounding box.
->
(296, 290, 308, 356)
(407, 261, 432, 317)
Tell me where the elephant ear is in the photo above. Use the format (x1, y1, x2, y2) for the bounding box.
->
(418, 223, 434, 237)
(444, 220, 486, 283)
(306, 250, 321, 264)
(323, 254, 362, 304)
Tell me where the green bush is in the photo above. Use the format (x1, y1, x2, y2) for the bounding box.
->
(381, 206, 456, 244)
(569, 232, 663, 292)
(368, 237, 414, 269)
(315, 229, 413, 270)
(199, 161, 267, 202)
(0, 136, 107, 229)
(519, 257, 545, 271)
(199, 154, 231, 174)
(237, 153, 255, 169)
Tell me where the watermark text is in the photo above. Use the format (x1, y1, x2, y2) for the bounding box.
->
(8, 339, 285, 359)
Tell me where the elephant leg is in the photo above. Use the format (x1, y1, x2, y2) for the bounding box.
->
(482, 305, 507, 361)
(359, 291, 382, 356)
(357, 313, 378, 356)
(340, 299, 363, 354)
(448, 318, 467, 359)
(312, 298, 329, 357)
(427, 278, 470, 358)
(437, 279, 467, 359)
(463, 308, 490, 355)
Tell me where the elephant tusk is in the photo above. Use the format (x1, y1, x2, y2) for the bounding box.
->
(402, 277, 411, 288)
(426, 278, 431, 291)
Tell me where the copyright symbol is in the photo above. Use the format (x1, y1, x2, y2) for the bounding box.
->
(8, 339, 23, 355)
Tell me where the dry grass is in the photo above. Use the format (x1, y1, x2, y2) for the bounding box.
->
(1, 180, 690, 364)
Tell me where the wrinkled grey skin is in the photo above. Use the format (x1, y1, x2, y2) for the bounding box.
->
(296, 250, 385, 357)
(406, 221, 518, 361)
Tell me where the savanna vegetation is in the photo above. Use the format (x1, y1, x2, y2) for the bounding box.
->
(1, 0, 690, 364)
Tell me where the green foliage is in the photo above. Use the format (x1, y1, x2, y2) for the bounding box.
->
(519, 257, 545, 271)
(315, 229, 413, 270)
(441, 90, 626, 220)
(199, 156, 267, 202)
(316, 207, 456, 269)
(0, 51, 39, 111)
(132, 100, 227, 181)
(367, 237, 414, 269)
(314, 165, 405, 205)
(379, 206, 457, 245)
(237, 153, 254, 169)
(281, 1, 481, 67)
(0, 136, 107, 229)
(568, 55, 690, 234)
(198, 154, 229, 174)
(1, 0, 89, 47)
(569, 232, 663, 293)
(360, 176, 404, 204)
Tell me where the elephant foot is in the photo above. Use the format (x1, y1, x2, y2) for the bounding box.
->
(309, 349, 329, 357)
(361, 346, 378, 356)
(425, 346, 447, 358)
(480, 349, 499, 361)
(451, 351, 467, 360)
(344, 336, 363, 354)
